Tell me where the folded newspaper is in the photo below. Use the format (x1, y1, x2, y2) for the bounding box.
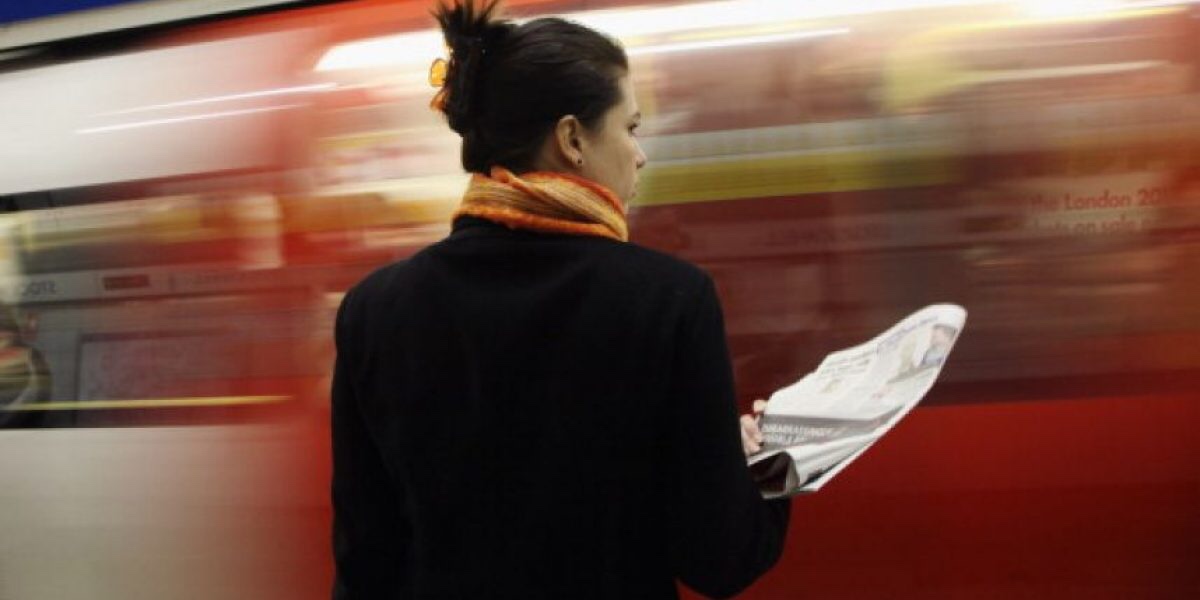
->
(748, 304, 967, 498)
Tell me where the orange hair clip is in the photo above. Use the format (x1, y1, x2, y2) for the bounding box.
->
(428, 57, 448, 111)
(429, 57, 448, 87)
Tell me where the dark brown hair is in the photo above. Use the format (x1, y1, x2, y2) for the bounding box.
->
(432, 0, 629, 174)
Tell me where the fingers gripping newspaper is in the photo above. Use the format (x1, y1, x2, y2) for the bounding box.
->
(748, 304, 967, 498)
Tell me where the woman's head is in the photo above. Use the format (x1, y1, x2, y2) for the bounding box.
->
(432, 0, 646, 202)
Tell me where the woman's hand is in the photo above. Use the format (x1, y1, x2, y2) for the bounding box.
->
(739, 399, 768, 457)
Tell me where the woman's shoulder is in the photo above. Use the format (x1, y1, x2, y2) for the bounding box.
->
(603, 241, 709, 283)
(575, 241, 714, 306)
(339, 254, 421, 310)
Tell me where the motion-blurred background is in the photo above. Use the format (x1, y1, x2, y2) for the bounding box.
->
(0, 0, 1197, 598)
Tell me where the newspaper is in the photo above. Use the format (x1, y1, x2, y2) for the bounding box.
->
(747, 304, 967, 498)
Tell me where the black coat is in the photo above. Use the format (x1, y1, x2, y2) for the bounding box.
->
(332, 217, 790, 599)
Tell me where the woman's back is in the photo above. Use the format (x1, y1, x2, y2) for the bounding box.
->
(333, 217, 787, 598)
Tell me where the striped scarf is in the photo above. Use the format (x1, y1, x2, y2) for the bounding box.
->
(455, 167, 628, 242)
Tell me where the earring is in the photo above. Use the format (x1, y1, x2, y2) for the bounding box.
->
(576, 158, 584, 166)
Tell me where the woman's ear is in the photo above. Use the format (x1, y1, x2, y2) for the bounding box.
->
(553, 115, 586, 168)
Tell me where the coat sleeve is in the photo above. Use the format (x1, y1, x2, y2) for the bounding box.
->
(660, 275, 791, 599)
(331, 288, 411, 599)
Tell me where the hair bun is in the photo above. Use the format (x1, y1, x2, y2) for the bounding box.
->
(433, 1, 511, 136)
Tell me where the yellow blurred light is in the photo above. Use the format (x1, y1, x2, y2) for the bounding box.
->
(574, 0, 984, 38)
(1020, 0, 1189, 18)
(314, 0, 988, 72)
(627, 28, 851, 56)
(1021, 0, 1120, 17)
(315, 31, 444, 71)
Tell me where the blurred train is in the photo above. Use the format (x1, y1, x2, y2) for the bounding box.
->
(1, 0, 1198, 598)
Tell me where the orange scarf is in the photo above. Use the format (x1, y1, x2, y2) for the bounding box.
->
(455, 167, 628, 242)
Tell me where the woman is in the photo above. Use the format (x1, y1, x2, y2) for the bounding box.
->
(331, 1, 790, 598)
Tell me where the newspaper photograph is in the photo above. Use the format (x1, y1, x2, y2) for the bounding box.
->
(748, 304, 967, 498)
